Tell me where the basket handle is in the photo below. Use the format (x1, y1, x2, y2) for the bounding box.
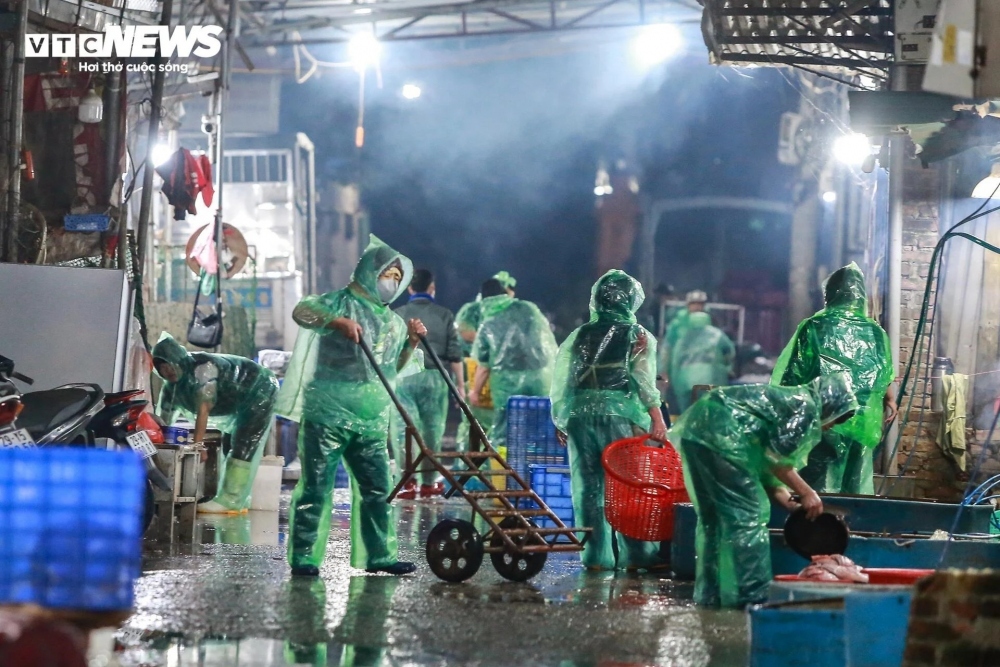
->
(634, 480, 677, 494)
(632, 433, 670, 448)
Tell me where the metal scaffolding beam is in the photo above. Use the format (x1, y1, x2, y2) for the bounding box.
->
(238, 0, 701, 45)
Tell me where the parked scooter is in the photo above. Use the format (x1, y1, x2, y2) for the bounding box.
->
(0, 355, 166, 531)
(731, 342, 776, 385)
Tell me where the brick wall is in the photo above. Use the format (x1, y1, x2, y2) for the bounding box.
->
(904, 570, 1000, 666)
(894, 159, 966, 501)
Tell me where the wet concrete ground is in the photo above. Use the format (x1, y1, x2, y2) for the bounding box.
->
(117, 489, 748, 666)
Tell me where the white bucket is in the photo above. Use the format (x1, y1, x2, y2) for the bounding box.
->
(250, 455, 284, 511)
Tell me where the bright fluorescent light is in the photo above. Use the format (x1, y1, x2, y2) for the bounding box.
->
(973, 163, 1000, 199)
(354, 7, 372, 13)
(402, 84, 421, 100)
(151, 144, 173, 167)
(348, 33, 381, 71)
(832, 133, 871, 165)
(822, 191, 837, 203)
(631, 24, 683, 67)
(594, 185, 614, 196)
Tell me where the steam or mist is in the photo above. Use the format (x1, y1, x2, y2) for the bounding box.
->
(278, 28, 795, 330)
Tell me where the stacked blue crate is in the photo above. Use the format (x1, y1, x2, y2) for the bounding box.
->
(0, 448, 145, 610)
(529, 465, 573, 529)
(506, 396, 565, 484)
(335, 463, 350, 489)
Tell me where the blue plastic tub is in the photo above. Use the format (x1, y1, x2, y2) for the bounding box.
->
(529, 464, 573, 529)
(507, 397, 565, 482)
(0, 447, 145, 610)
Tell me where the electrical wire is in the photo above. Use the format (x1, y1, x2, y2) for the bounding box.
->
(878, 180, 1000, 492)
(939, 390, 1000, 566)
(291, 30, 353, 83)
(883, 261, 942, 494)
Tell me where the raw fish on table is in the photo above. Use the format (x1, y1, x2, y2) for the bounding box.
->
(798, 554, 869, 583)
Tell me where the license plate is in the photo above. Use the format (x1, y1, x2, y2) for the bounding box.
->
(126, 430, 158, 459)
(0, 428, 35, 448)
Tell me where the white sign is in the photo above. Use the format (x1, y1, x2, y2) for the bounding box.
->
(126, 430, 158, 460)
(0, 428, 35, 448)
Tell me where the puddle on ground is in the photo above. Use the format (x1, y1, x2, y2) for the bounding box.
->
(109, 493, 748, 666)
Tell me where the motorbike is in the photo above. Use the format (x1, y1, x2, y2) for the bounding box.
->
(0, 355, 167, 531)
(732, 342, 777, 385)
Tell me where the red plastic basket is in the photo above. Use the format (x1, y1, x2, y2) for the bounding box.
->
(601, 436, 689, 541)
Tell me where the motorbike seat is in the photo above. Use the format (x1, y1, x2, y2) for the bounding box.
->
(17, 386, 103, 440)
(105, 389, 144, 403)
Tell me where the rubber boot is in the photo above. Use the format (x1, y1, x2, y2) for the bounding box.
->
(200, 459, 253, 513)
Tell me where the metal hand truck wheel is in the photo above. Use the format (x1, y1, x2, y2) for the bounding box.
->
(357, 334, 591, 582)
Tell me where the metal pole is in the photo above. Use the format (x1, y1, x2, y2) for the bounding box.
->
(104, 69, 126, 270)
(135, 0, 174, 272)
(883, 64, 907, 477)
(0, 39, 13, 260)
(213, 0, 240, 308)
(103, 70, 122, 205)
(5, 0, 28, 263)
(296, 133, 317, 294)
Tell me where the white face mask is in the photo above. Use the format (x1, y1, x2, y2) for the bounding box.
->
(377, 277, 399, 303)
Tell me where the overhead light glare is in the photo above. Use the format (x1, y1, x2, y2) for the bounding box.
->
(822, 191, 837, 203)
(972, 163, 1000, 199)
(832, 133, 872, 165)
(348, 33, 381, 71)
(401, 83, 421, 99)
(151, 143, 173, 167)
(631, 24, 683, 67)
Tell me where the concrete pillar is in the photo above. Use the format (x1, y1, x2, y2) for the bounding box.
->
(788, 179, 820, 329)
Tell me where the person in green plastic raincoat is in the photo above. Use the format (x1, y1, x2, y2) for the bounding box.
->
(469, 278, 557, 450)
(152, 333, 279, 513)
(658, 290, 708, 413)
(389, 268, 465, 499)
(659, 290, 708, 370)
(772, 263, 897, 495)
(671, 375, 858, 608)
(276, 234, 427, 577)
(669, 311, 735, 413)
(550, 270, 668, 571)
(454, 271, 517, 450)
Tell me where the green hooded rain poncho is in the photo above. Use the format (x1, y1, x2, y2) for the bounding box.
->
(152, 333, 279, 511)
(455, 271, 518, 354)
(472, 292, 557, 450)
(550, 270, 664, 570)
(669, 312, 735, 413)
(772, 263, 894, 495)
(276, 234, 421, 571)
(670, 375, 857, 608)
(454, 272, 517, 452)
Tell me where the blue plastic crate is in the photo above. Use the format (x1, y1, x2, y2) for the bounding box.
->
(529, 464, 573, 529)
(506, 397, 565, 483)
(335, 463, 349, 489)
(63, 214, 111, 232)
(0, 448, 145, 611)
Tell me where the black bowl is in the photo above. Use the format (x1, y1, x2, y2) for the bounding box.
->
(783, 508, 850, 559)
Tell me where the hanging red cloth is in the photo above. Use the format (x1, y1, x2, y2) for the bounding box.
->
(154, 148, 214, 220)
